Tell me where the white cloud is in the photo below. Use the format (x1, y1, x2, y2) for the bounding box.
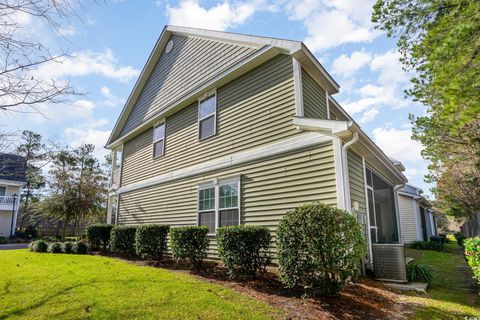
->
(332, 50, 371, 77)
(166, 0, 256, 30)
(283, 0, 381, 52)
(33, 49, 140, 83)
(101, 86, 125, 108)
(64, 119, 111, 159)
(372, 126, 423, 162)
(370, 50, 408, 85)
(359, 108, 378, 124)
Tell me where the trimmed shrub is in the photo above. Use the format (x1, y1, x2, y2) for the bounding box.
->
(454, 232, 466, 246)
(110, 225, 137, 255)
(406, 262, 434, 283)
(30, 240, 48, 253)
(62, 241, 74, 254)
(85, 224, 113, 252)
(410, 241, 444, 251)
(277, 202, 365, 297)
(134, 224, 170, 262)
(72, 241, 88, 254)
(0, 236, 7, 244)
(216, 225, 271, 277)
(170, 226, 209, 269)
(465, 237, 480, 284)
(48, 242, 63, 253)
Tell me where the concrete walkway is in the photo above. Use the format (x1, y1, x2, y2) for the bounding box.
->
(0, 243, 28, 250)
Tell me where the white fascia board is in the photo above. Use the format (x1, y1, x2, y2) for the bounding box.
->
(292, 58, 304, 117)
(166, 25, 302, 53)
(107, 45, 279, 149)
(0, 179, 23, 187)
(398, 191, 421, 199)
(293, 116, 353, 138)
(115, 133, 332, 194)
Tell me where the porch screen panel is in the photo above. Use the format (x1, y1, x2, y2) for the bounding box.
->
(372, 174, 399, 243)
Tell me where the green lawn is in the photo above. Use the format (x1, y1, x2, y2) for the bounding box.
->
(405, 238, 480, 319)
(0, 250, 282, 320)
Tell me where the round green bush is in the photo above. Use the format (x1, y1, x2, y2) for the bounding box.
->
(134, 224, 170, 262)
(72, 241, 88, 254)
(62, 241, 74, 254)
(277, 202, 365, 297)
(216, 225, 271, 277)
(85, 224, 113, 252)
(30, 240, 48, 253)
(110, 225, 137, 255)
(170, 226, 209, 269)
(48, 242, 63, 253)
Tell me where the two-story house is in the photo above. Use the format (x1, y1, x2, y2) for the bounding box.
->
(0, 154, 26, 237)
(106, 26, 408, 281)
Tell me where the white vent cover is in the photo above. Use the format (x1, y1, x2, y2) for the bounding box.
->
(165, 40, 174, 53)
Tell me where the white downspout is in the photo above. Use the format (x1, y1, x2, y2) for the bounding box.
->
(394, 184, 405, 244)
(341, 131, 359, 212)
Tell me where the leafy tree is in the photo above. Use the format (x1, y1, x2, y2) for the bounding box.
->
(372, 0, 480, 218)
(40, 144, 108, 237)
(16, 131, 48, 230)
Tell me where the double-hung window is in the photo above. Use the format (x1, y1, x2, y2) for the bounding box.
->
(198, 94, 216, 140)
(153, 123, 165, 158)
(198, 178, 240, 234)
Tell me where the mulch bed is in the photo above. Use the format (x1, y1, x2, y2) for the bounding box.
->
(94, 252, 412, 319)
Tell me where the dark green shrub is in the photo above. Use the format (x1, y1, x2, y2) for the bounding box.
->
(134, 224, 170, 262)
(465, 237, 480, 284)
(72, 241, 88, 254)
(0, 236, 7, 244)
(410, 241, 444, 251)
(85, 224, 113, 252)
(48, 242, 63, 253)
(24, 225, 38, 238)
(454, 232, 466, 246)
(277, 202, 365, 297)
(62, 241, 74, 254)
(110, 225, 137, 255)
(170, 226, 209, 269)
(216, 225, 271, 277)
(30, 240, 48, 253)
(406, 262, 434, 283)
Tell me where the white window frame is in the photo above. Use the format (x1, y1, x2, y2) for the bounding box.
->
(197, 176, 240, 235)
(0, 185, 6, 197)
(153, 121, 166, 158)
(198, 90, 217, 140)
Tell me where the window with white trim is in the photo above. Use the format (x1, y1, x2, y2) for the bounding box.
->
(198, 94, 216, 140)
(0, 186, 5, 197)
(153, 123, 165, 158)
(198, 179, 240, 233)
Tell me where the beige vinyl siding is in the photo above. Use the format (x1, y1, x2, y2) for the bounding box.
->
(348, 150, 366, 216)
(398, 194, 418, 243)
(0, 210, 13, 237)
(121, 54, 298, 186)
(118, 142, 337, 257)
(302, 69, 327, 119)
(119, 34, 258, 137)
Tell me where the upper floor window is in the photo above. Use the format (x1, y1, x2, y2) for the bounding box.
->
(153, 123, 165, 158)
(198, 94, 216, 140)
(198, 178, 240, 234)
(0, 186, 5, 197)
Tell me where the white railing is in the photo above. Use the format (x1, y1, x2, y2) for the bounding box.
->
(0, 196, 15, 205)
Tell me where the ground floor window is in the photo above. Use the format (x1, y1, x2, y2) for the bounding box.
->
(198, 178, 240, 233)
(366, 168, 399, 244)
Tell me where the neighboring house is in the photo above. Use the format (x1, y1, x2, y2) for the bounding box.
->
(106, 26, 408, 281)
(398, 184, 437, 243)
(0, 154, 26, 237)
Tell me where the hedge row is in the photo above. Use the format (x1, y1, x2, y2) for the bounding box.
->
(465, 237, 480, 284)
(82, 202, 364, 297)
(28, 240, 88, 254)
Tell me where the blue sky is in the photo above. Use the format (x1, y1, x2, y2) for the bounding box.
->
(2, 0, 431, 195)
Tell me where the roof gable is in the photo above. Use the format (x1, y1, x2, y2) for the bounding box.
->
(0, 154, 26, 182)
(117, 34, 258, 139)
